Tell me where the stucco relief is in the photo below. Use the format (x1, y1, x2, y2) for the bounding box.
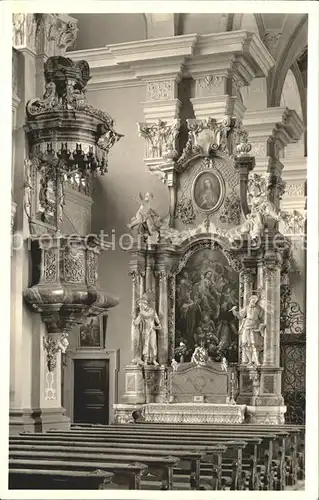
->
(284, 183, 305, 197)
(146, 80, 175, 101)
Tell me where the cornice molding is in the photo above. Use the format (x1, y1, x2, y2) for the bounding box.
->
(69, 30, 274, 91)
(281, 156, 307, 182)
(244, 107, 304, 149)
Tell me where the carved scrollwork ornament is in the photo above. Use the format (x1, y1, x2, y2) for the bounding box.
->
(43, 332, 69, 372)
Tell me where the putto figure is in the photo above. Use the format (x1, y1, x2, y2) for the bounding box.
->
(128, 192, 162, 239)
(132, 291, 161, 366)
(230, 295, 266, 366)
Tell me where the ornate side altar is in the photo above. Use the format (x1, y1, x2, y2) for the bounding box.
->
(112, 31, 303, 425)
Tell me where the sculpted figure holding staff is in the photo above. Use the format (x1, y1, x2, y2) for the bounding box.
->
(132, 291, 161, 366)
(230, 295, 265, 366)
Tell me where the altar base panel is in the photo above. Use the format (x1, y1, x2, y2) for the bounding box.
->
(141, 403, 246, 424)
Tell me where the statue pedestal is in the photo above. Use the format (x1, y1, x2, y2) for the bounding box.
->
(140, 403, 246, 424)
(144, 365, 167, 403)
(122, 364, 145, 404)
(246, 405, 286, 425)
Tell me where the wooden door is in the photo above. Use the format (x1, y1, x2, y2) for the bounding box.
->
(73, 359, 109, 425)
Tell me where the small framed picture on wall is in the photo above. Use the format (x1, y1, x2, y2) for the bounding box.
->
(78, 315, 108, 349)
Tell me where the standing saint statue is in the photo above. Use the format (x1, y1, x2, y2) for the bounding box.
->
(230, 295, 266, 366)
(133, 291, 161, 365)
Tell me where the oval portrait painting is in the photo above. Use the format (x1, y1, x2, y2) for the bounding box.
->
(192, 169, 225, 213)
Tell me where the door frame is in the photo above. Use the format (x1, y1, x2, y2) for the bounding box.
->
(63, 349, 119, 424)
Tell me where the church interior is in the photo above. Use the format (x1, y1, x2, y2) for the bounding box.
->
(10, 11, 309, 491)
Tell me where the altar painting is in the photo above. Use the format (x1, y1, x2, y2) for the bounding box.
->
(175, 249, 239, 362)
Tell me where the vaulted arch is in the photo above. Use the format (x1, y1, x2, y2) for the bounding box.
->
(268, 15, 308, 107)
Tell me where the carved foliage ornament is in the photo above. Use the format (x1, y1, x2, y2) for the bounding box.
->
(12, 14, 78, 56)
(64, 248, 86, 283)
(43, 333, 69, 372)
(219, 192, 241, 225)
(197, 75, 224, 90)
(147, 80, 174, 101)
(138, 119, 180, 160)
(175, 198, 196, 225)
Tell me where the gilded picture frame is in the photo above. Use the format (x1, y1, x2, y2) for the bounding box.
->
(192, 168, 225, 214)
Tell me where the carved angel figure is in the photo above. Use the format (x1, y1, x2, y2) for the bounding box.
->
(57, 333, 69, 353)
(225, 172, 282, 244)
(230, 295, 265, 366)
(128, 192, 162, 238)
(132, 291, 161, 365)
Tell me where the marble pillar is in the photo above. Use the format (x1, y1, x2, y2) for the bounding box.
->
(157, 270, 169, 366)
(130, 270, 140, 363)
(247, 252, 286, 424)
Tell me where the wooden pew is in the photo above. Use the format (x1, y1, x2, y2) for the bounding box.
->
(44, 427, 280, 489)
(10, 438, 228, 490)
(9, 449, 178, 491)
(68, 422, 304, 488)
(10, 442, 202, 490)
(11, 433, 251, 490)
(9, 467, 113, 490)
(66, 424, 298, 489)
